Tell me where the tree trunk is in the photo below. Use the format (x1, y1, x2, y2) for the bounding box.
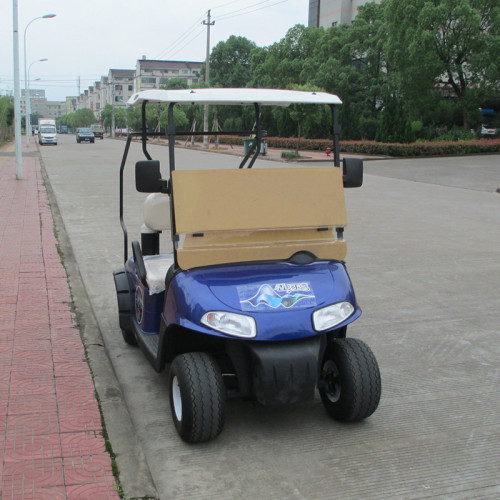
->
(296, 120, 302, 154)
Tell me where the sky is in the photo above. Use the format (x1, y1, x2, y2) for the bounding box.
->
(1, 0, 308, 102)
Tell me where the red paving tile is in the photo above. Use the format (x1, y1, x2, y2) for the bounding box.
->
(4, 432, 62, 461)
(60, 431, 107, 458)
(66, 482, 119, 500)
(0, 142, 119, 498)
(63, 454, 114, 486)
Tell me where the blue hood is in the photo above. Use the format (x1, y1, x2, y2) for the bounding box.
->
(164, 260, 360, 341)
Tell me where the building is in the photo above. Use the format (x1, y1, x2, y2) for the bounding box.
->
(32, 100, 64, 120)
(21, 89, 45, 117)
(63, 97, 78, 116)
(68, 59, 202, 121)
(135, 57, 202, 92)
(107, 69, 135, 108)
(308, 0, 381, 27)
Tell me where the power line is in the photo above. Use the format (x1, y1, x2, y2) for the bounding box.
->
(210, 0, 246, 9)
(216, 0, 289, 22)
(154, 14, 206, 60)
(151, 0, 289, 62)
(166, 28, 205, 60)
(216, 0, 274, 20)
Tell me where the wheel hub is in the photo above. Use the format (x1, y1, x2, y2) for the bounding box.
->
(171, 376, 183, 421)
(322, 359, 341, 403)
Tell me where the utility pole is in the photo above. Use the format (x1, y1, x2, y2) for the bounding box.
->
(203, 9, 214, 149)
(12, 0, 22, 179)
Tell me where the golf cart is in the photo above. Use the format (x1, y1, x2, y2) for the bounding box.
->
(113, 88, 381, 443)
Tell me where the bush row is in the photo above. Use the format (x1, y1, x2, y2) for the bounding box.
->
(215, 135, 500, 157)
(339, 139, 500, 157)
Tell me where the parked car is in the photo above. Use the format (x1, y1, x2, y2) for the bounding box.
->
(115, 128, 129, 137)
(76, 128, 95, 143)
(481, 124, 497, 136)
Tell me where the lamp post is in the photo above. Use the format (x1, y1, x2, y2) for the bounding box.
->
(27, 59, 48, 137)
(24, 13, 56, 146)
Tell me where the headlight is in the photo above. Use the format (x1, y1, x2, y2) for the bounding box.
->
(312, 302, 354, 331)
(201, 311, 257, 338)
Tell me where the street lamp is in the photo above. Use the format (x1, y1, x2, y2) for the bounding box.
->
(27, 59, 48, 136)
(24, 13, 56, 145)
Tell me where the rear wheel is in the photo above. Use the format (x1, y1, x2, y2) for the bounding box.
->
(169, 352, 226, 443)
(319, 338, 381, 422)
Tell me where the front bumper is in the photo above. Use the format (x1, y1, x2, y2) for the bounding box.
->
(227, 336, 325, 405)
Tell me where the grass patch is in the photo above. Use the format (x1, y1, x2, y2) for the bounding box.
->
(281, 150, 302, 160)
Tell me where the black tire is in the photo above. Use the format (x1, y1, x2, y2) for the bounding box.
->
(112, 268, 137, 346)
(169, 353, 226, 443)
(319, 338, 381, 422)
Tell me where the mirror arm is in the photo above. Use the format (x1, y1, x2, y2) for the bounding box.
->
(330, 104, 341, 167)
(141, 101, 152, 160)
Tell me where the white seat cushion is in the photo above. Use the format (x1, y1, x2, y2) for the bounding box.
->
(144, 253, 174, 294)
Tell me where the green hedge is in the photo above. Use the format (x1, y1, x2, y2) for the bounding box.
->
(215, 135, 500, 157)
(339, 139, 500, 157)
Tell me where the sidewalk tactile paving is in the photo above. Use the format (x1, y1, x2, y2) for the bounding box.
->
(0, 142, 119, 498)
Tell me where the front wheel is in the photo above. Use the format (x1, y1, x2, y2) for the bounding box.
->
(112, 268, 136, 346)
(319, 338, 381, 422)
(169, 352, 226, 443)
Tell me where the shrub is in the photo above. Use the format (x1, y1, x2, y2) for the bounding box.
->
(200, 135, 500, 157)
(281, 151, 301, 159)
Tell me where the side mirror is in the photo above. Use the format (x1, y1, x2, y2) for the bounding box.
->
(343, 158, 363, 188)
(135, 160, 169, 193)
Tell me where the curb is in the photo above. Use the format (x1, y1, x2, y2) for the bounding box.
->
(38, 148, 159, 500)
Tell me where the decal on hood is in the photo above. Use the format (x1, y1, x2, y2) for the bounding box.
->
(238, 282, 316, 311)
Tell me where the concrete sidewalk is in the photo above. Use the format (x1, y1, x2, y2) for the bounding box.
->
(0, 140, 119, 499)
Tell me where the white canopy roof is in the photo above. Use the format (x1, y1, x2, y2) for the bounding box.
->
(127, 88, 342, 107)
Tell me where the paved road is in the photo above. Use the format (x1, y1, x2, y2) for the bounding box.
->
(41, 134, 500, 499)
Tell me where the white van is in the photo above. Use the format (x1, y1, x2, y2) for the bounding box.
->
(38, 119, 58, 145)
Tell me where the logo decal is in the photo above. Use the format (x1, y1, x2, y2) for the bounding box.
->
(238, 282, 316, 311)
(135, 287, 144, 324)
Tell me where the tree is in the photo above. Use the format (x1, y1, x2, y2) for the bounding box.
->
(376, 94, 415, 143)
(207, 36, 256, 88)
(0, 96, 14, 143)
(65, 108, 96, 128)
(385, 0, 500, 129)
(161, 78, 188, 90)
(312, 3, 389, 140)
(286, 83, 326, 152)
(251, 25, 324, 89)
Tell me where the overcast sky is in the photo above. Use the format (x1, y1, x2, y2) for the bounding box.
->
(1, 0, 308, 101)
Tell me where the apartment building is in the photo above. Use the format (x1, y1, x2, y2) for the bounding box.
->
(21, 89, 45, 117)
(107, 69, 135, 106)
(71, 60, 201, 119)
(309, 0, 381, 27)
(32, 99, 64, 119)
(135, 57, 202, 91)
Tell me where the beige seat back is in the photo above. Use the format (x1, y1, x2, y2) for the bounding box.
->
(172, 167, 347, 269)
